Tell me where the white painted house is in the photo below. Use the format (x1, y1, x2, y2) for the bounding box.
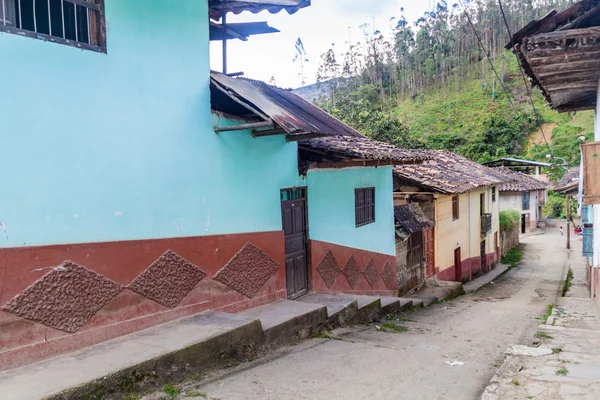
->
(494, 167, 549, 234)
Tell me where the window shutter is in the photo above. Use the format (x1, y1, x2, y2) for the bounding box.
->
(583, 227, 594, 257)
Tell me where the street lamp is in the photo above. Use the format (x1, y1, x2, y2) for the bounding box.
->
(546, 154, 568, 168)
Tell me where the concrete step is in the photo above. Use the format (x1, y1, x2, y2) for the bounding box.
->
(296, 293, 359, 328)
(238, 300, 327, 344)
(379, 297, 414, 314)
(351, 295, 382, 324)
(0, 311, 263, 400)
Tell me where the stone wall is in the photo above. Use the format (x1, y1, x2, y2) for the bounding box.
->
(501, 224, 520, 257)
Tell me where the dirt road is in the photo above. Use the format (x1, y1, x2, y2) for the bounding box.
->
(175, 228, 568, 400)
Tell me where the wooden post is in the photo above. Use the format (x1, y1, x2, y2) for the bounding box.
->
(566, 195, 571, 250)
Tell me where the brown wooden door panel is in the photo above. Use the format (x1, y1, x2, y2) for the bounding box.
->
(281, 188, 309, 299)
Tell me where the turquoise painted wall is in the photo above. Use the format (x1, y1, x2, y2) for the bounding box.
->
(0, 0, 301, 247)
(306, 167, 396, 256)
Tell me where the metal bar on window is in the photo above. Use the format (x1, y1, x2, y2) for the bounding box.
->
(60, 0, 65, 38)
(47, 0, 51, 35)
(73, 3, 77, 42)
(1, 0, 5, 25)
(85, 1, 89, 43)
(64, 0, 100, 11)
(33, 0, 37, 32)
(17, 0, 21, 28)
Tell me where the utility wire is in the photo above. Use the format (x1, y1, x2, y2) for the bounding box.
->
(497, 0, 554, 157)
(457, 0, 520, 114)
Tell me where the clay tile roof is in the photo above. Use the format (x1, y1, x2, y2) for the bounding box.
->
(507, 0, 600, 112)
(554, 167, 580, 192)
(494, 167, 550, 192)
(298, 135, 432, 163)
(394, 204, 435, 240)
(393, 150, 514, 195)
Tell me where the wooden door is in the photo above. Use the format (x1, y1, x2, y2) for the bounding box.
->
(480, 240, 486, 273)
(281, 188, 309, 299)
(424, 227, 435, 277)
(454, 247, 462, 282)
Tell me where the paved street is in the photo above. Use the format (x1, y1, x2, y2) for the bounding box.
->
(170, 228, 568, 400)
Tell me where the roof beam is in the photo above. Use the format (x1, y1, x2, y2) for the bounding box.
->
(215, 120, 274, 133)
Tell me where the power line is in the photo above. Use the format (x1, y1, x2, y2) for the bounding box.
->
(497, 0, 553, 157)
(457, 0, 520, 115)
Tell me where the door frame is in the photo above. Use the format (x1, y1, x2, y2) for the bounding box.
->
(454, 247, 462, 282)
(280, 186, 310, 299)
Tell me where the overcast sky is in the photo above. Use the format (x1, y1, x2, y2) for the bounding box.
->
(209, 1, 433, 88)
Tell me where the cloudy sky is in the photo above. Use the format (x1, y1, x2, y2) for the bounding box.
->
(209, 1, 433, 88)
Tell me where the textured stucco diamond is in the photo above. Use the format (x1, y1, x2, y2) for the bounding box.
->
(2, 261, 122, 333)
(342, 255, 362, 289)
(380, 261, 397, 290)
(316, 251, 340, 289)
(212, 242, 280, 298)
(128, 250, 207, 309)
(363, 259, 380, 288)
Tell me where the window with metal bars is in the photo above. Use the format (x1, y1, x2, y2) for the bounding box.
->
(0, 0, 105, 52)
(522, 192, 530, 210)
(355, 187, 375, 227)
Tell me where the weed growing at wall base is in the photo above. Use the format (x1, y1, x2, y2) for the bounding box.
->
(502, 248, 524, 268)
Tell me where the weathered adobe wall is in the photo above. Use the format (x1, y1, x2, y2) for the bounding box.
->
(501, 224, 520, 257)
(0, 232, 286, 371)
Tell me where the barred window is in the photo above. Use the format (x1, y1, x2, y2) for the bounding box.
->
(522, 192, 530, 210)
(0, 0, 106, 52)
(355, 187, 375, 227)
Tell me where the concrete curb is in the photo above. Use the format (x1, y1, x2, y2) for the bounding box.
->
(463, 264, 511, 293)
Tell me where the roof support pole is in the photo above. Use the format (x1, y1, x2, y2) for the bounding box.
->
(215, 121, 274, 133)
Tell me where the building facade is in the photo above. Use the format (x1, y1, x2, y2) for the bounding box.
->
(0, 0, 412, 370)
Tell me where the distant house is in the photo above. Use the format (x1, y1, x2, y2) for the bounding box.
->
(0, 0, 430, 371)
(494, 167, 550, 234)
(298, 135, 430, 296)
(393, 151, 513, 284)
(509, 0, 600, 296)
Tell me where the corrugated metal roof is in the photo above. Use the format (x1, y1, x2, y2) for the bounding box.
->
(482, 157, 553, 168)
(494, 167, 550, 192)
(299, 136, 432, 163)
(210, 72, 362, 138)
(394, 204, 435, 238)
(394, 150, 515, 195)
(209, 0, 310, 17)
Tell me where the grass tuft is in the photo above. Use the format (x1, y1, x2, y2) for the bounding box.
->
(501, 247, 524, 268)
(512, 379, 520, 386)
(552, 348, 562, 354)
(563, 268, 574, 296)
(556, 368, 569, 376)
(535, 332, 553, 339)
(542, 304, 555, 324)
(163, 383, 181, 397)
(380, 323, 409, 333)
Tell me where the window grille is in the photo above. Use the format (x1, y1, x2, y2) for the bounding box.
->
(0, 0, 105, 52)
(355, 187, 375, 227)
(522, 192, 530, 210)
(452, 195, 459, 221)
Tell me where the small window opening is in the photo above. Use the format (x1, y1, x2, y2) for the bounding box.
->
(0, 0, 105, 52)
(355, 187, 375, 227)
(452, 195, 459, 221)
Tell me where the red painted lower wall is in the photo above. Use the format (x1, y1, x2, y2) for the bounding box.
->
(437, 252, 497, 283)
(310, 240, 397, 296)
(0, 231, 286, 371)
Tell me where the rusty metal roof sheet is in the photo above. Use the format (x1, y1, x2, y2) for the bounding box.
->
(299, 136, 432, 163)
(209, 0, 310, 17)
(394, 204, 435, 238)
(494, 167, 550, 192)
(393, 150, 514, 195)
(211, 72, 362, 138)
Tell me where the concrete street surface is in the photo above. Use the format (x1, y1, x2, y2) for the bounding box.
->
(155, 227, 568, 400)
